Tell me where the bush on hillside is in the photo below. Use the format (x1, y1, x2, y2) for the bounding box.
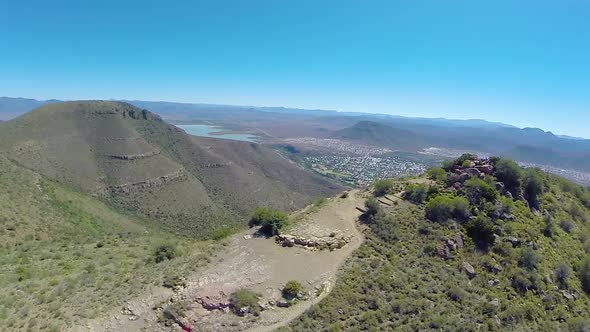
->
(523, 168, 544, 205)
(154, 244, 177, 263)
(249, 207, 289, 236)
(427, 167, 447, 182)
(511, 268, 541, 294)
(464, 177, 498, 206)
(580, 257, 590, 294)
(231, 289, 261, 316)
(364, 197, 382, 220)
(519, 247, 542, 271)
(283, 280, 303, 299)
(425, 195, 470, 223)
(555, 263, 571, 289)
(495, 158, 522, 196)
(543, 212, 556, 238)
(465, 216, 495, 249)
(373, 179, 395, 196)
(559, 219, 576, 233)
(403, 183, 438, 204)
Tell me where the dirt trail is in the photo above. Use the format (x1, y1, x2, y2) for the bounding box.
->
(75, 190, 365, 332)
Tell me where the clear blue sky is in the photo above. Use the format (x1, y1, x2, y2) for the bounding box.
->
(1, 0, 589, 137)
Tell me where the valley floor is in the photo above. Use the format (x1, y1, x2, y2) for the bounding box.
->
(74, 190, 365, 332)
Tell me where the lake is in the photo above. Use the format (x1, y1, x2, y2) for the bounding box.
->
(175, 124, 257, 142)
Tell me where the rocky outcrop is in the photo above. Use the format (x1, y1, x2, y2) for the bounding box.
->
(110, 168, 187, 193)
(109, 150, 161, 160)
(276, 234, 351, 250)
(196, 295, 231, 311)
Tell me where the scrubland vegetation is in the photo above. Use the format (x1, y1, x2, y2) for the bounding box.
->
(0, 156, 216, 331)
(290, 155, 590, 331)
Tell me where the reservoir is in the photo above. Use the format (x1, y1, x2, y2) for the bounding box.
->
(176, 124, 257, 142)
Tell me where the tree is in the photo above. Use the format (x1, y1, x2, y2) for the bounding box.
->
(494, 158, 522, 197)
(249, 208, 289, 236)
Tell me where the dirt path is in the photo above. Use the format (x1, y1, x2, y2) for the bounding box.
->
(74, 190, 365, 332)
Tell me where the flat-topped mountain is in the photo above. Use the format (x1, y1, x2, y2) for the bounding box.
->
(0, 101, 342, 237)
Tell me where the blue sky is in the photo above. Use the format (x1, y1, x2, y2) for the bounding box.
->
(1, 0, 589, 137)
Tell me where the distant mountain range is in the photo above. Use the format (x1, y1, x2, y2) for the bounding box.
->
(1, 97, 589, 173)
(1, 97, 518, 130)
(334, 120, 590, 172)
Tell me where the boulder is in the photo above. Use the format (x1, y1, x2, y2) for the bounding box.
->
(446, 239, 457, 251)
(506, 236, 521, 247)
(436, 246, 453, 260)
(477, 164, 494, 175)
(493, 234, 502, 245)
(495, 226, 503, 236)
(465, 168, 483, 178)
(488, 298, 500, 307)
(238, 306, 251, 316)
(454, 234, 464, 248)
(461, 262, 477, 279)
(488, 279, 501, 287)
(277, 300, 289, 308)
(561, 290, 574, 301)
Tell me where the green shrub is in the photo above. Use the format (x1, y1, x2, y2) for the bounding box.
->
(465, 216, 495, 249)
(447, 287, 467, 302)
(494, 158, 522, 197)
(511, 268, 541, 294)
(364, 197, 382, 219)
(403, 184, 438, 204)
(249, 207, 289, 236)
(559, 219, 576, 233)
(523, 168, 544, 205)
(518, 247, 542, 270)
(425, 195, 470, 223)
(211, 227, 234, 241)
(340, 192, 349, 199)
(568, 317, 590, 332)
(154, 244, 177, 263)
(283, 280, 303, 299)
(427, 167, 447, 182)
(373, 179, 395, 196)
(464, 177, 498, 206)
(580, 257, 590, 294)
(555, 263, 571, 289)
(231, 289, 261, 316)
(543, 212, 556, 238)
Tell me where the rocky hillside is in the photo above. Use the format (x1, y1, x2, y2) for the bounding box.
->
(289, 155, 590, 331)
(0, 101, 342, 238)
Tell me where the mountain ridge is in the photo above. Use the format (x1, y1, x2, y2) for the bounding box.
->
(0, 100, 342, 237)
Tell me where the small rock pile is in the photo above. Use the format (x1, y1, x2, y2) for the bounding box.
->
(448, 158, 494, 191)
(276, 234, 351, 250)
